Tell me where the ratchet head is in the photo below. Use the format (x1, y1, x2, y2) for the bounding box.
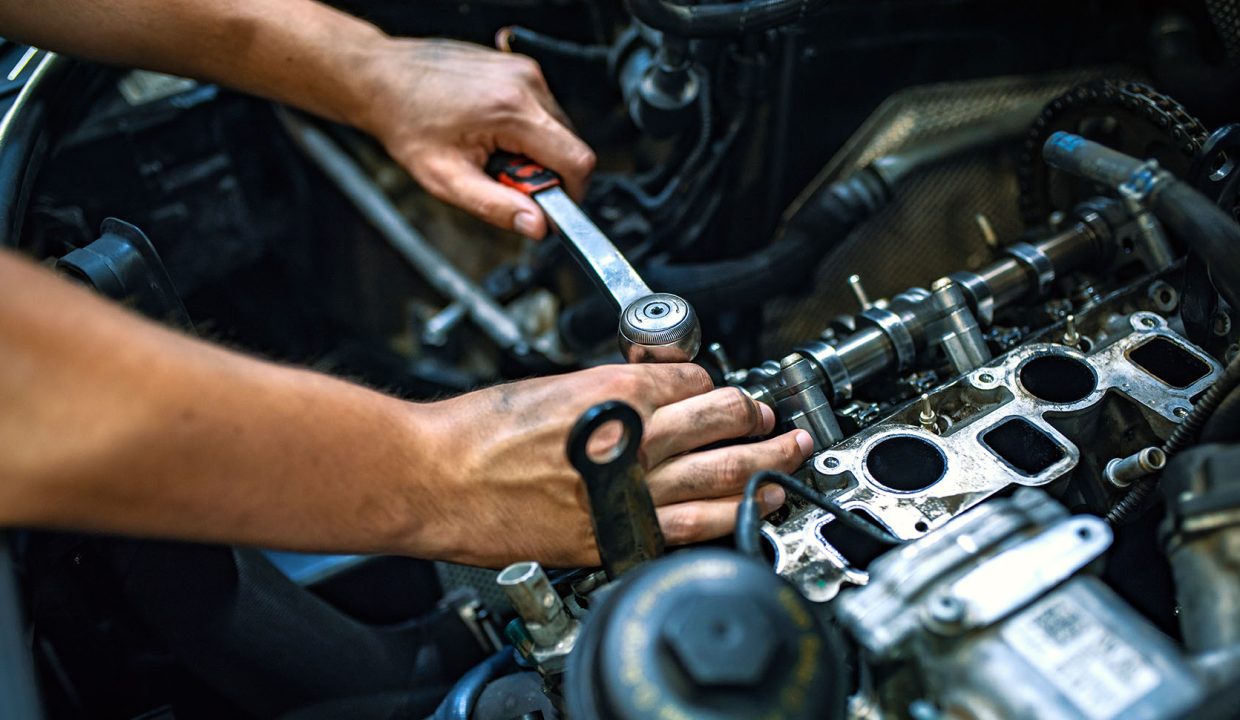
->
(619, 293, 702, 363)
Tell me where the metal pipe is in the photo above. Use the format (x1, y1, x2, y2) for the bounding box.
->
(275, 109, 530, 355)
(1105, 447, 1167, 488)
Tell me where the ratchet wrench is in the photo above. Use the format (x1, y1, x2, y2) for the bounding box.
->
(487, 152, 701, 363)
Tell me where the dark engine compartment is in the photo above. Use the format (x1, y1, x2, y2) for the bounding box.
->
(3, 1, 1240, 718)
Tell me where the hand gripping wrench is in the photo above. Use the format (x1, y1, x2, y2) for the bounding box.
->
(487, 152, 701, 362)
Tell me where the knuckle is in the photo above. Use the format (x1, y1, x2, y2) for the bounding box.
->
(665, 507, 701, 542)
(684, 364, 714, 394)
(777, 436, 803, 468)
(602, 368, 641, 398)
(521, 57, 546, 82)
(489, 86, 527, 114)
(714, 453, 747, 485)
(723, 387, 758, 427)
(576, 147, 598, 175)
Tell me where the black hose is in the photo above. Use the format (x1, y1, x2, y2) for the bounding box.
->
(1107, 352, 1240, 525)
(1150, 181, 1240, 312)
(431, 648, 515, 720)
(1200, 380, 1240, 444)
(498, 26, 609, 63)
(626, 0, 830, 37)
(1043, 132, 1240, 311)
(561, 166, 888, 347)
(600, 69, 713, 212)
(736, 470, 902, 560)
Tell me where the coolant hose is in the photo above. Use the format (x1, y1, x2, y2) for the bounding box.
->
(1043, 131, 1240, 311)
(431, 648, 515, 720)
(626, 0, 830, 37)
(1149, 181, 1240, 312)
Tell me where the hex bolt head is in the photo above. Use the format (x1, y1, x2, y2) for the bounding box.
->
(662, 596, 776, 688)
(927, 595, 966, 626)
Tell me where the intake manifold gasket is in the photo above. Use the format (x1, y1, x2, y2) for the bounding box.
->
(765, 311, 1221, 602)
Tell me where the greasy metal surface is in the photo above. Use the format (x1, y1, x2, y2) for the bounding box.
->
(764, 311, 1221, 602)
(836, 489, 1074, 657)
(837, 491, 1203, 720)
(763, 68, 1134, 355)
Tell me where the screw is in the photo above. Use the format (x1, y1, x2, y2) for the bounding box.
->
(848, 274, 873, 311)
(978, 372, 995, 383)
(974, 213, 998, 249)
(1140, 315, 1157, 328)
(823, 456, 840, 469)
(1174, 406, 1190, 418)
(707, 342, 733, 376)
(1062, 314, 1082, 349)
(918, 393, 939, 434)
(928, 595, 965, 625)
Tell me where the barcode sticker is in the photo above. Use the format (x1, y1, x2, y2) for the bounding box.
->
(1002, 594, 1159, 720)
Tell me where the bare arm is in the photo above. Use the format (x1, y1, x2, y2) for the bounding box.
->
(0, 0, 595, 237)
(0, 253, 804, 567)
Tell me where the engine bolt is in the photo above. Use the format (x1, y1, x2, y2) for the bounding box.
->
(1062, 314, 1081, 349)
(848, 274, 873, 311)
(918, 394, 939, 434)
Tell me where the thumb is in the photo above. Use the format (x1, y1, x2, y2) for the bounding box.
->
(418, 154, 549, 238)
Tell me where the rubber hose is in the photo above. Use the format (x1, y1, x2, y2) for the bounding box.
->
(560, 167, 889, 348)
(432, 648, 516, 720)
(502, 27, 609, 63)
(1200, 381, 1240, 444)
(626, 0, 829, 37)
(1150, 180, 1240, 312)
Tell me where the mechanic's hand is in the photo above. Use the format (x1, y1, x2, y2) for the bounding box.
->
(354, 38, 594, 239)
(420, 364, 812, 567)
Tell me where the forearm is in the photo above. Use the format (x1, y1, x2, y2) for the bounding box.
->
(0, 251, 445, 556)
(0, 0, 386, 127)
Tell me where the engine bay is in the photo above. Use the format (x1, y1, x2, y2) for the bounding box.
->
(4, 1, 1240, 718)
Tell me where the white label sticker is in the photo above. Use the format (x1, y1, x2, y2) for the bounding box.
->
(1001, 594, 1160, 720)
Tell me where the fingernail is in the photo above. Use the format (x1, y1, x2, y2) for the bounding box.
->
(761, 485, 786, 509)
(513, 210, 540, 238)
(758, 403, 775, 434)
(795, 430, 815, 458)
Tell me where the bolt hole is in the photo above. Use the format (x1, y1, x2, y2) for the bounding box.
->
(1210, 151, 1235, 182)
(1077, 527, 1091, 540)
(914, 520, 929, 533)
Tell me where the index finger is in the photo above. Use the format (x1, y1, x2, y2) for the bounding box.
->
(498, 113, 596, 202)
(626, 363, 714, 410)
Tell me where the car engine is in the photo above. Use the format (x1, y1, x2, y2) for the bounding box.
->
(4, 1, 1240, 718)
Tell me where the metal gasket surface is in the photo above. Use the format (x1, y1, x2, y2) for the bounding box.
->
(764, 312, 1220, 602)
